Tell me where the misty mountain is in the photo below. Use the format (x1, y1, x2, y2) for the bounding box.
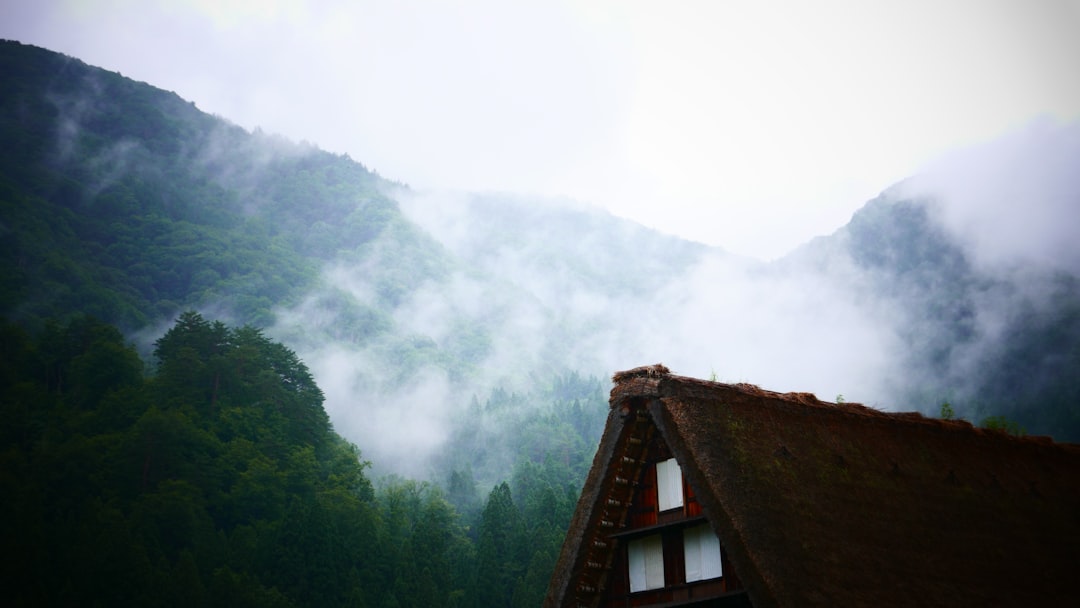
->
(2, 35, 1078, 482)
(786, 176, 1080, 439)
(0, 39, 396, 329)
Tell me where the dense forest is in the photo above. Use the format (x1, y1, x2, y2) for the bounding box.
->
(2, 38, 1078, 606)
(0, 40, 608, 606)
(0, 312, 605, 606)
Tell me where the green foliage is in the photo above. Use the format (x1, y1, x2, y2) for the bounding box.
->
(0, 313, 375, 606)
(939, 401, 954, 420)
(472, 482, 527, 607)
(429, 371, 607, 605)
(0, 313, 606, 607)
(0, 41, 411, 332)
(979, 415, 1025, 436)
(372, 478, 473, 607)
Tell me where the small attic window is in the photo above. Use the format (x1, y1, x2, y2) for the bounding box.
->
(684, 522, 723, 582)
(627, 534, 665, 592)
(656, 457, 684, 511)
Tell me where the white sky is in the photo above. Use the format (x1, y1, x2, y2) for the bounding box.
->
(3, 0, 1079, 259)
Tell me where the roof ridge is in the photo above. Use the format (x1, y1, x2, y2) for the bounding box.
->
(610, 365, 1079, 449)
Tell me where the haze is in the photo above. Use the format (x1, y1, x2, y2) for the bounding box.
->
(3, 3, 1079, 479)
(4, 0, 1078, 259)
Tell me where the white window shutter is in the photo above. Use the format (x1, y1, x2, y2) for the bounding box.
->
(629, 538, 647, 592)
(628, 535, 665, 592)
(644, 534, 665, 590)
(684, 523, 723, 582)
(684, 526, 703, 582)
(656, 458, 684, 511)
(700, 527, 723, 579)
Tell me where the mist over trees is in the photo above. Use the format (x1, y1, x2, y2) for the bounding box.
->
(2, 39, 1079, 606)
(0, 312, 601, 606)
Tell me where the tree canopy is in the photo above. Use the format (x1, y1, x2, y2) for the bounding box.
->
(0, 312, 605, 606)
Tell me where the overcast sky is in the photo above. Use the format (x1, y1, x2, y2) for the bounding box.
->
(4, 0, 1079, 259)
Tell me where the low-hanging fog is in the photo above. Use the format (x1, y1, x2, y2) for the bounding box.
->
(7, 5, 1078, 485)
(41, 63, 1074, 481)
(270, 118, 1080, 480)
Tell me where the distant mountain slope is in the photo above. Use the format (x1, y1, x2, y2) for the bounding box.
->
(0, 39, 434, 332)
(401, 191, 714, 294)
(785, 165, 1080, 439)
(0, 40, 712, 357)
(2, 39, 1077, 453)
(0, 40, 715, 471)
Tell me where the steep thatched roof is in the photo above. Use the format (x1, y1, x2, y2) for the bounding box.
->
(546, 365, 1080, 607)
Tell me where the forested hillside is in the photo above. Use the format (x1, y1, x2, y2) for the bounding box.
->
(0, 39, 703, 472)
(0, 39, 437, 334)
(2, 38, 1079, 607)
(786, 182, 1080, 439)
(0, 312, 604, 607)
(0, 40, 609, 606)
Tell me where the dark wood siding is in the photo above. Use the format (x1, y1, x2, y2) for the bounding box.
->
(630, 464, 658, 527)
(600, 432, 744, 607)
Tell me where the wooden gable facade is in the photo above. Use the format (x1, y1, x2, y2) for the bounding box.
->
(544, 365, 1080, 608)
(599, 425, 748, 607)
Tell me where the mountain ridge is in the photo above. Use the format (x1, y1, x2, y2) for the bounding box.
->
(2, 39, 1077, 454)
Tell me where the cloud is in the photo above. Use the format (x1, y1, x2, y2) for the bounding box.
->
(303, 343, 454, 479)
(395, 189, 903, 408)
(8, 1, 1076, 261)
(909, 118, 1080, 274)
(13, 0, 1079, 474)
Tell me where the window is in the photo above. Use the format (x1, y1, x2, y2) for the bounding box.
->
(656, 458, 684, 511)
(628, 534, 665, 592)
(684, 523, 723, 582)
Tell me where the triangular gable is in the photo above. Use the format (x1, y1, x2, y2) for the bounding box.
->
(545, 366, 756, 607)
(600, 410, 749, 605)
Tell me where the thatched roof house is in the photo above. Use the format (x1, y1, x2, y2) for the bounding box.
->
(545, 365, 1080, 607)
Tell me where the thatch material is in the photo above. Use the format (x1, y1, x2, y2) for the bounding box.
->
(546, 366, 1080, 607)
